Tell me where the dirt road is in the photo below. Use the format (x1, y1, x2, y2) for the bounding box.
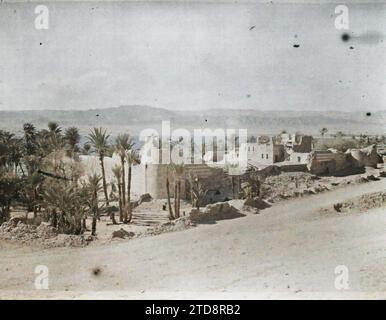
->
(1, 179, 386, 299)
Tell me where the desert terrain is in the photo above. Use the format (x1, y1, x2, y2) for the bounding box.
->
(1, 173, 386, 300)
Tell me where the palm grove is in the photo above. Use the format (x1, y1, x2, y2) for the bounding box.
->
(0, 122, 140, 236)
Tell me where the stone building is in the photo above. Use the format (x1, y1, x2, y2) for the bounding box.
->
(347, 145, 382, 168)
(306, 145, 382, 176)
(242, 137, 285, 165)
(243, 133, 313, 166)
(279, 133, 313, 154)
(144, 163, 235, 204)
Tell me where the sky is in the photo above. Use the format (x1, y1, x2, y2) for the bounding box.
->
(1, 0, 386, 112)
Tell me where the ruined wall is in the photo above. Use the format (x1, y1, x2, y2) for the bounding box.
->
(145, 163, 234, 204)
(307, 151, 337, 175)
(145, 164, 174, 199)
(273, 144, 285, 162)
(348, 145, 381, 168)
(293, 136, 312, 153)
(279, 163, 308, 172)
(307, 150, 363, 176)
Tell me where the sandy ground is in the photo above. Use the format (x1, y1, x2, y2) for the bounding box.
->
(1, 178, 386, 299)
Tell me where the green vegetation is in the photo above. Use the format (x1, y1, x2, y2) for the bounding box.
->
(0, 123, 139, 235)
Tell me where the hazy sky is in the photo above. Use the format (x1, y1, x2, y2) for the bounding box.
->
(1, 1, 386, 112)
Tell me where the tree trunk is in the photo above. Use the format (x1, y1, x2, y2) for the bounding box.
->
(166, 177, 174, 220)
(91, 217, 97, 236)
(92, 189, 98, 235)
(177, 180, 181, 218)
(51, 209, 57, 228)
(126, 166, 133, 223)
(82, 217, 86, 232)
(118, 180, 123, 222)
(33, 189, 38, 219)
(100, 156, 109, 206)
(195, 180, 200, 210)
(110, 210, 117, 224)
(174, 183, 178, 218)
(120, 157, 126, 206)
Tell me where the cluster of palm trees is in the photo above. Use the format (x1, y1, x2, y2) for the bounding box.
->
(0, 122, 140, 236)
(0, 122, 83, 225)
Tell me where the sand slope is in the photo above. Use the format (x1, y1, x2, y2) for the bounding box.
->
(1, 179, 386, 299)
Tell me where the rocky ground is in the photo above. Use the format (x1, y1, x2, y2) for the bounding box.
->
(0, 219, 94, 248)
(1, 168, 384, 249)
(1, 168, 386, 299)
(261, 167, 383, 203)
(1, 177, 386, 299)
(321, 190, 386, 215)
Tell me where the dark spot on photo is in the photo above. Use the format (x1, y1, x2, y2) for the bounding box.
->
(39, 43, 43, 46)
(92, 267, 101, 276)
(349, 46, 354, 50)
(205, 119, 208, 122)
(246, 94, 251, 98)
(341, 33, 350, 42)
(366, 112, 371, 117)
(249, 26, 255, 31)
(96, 114, 99, 117)
(293, 44, 300, 48)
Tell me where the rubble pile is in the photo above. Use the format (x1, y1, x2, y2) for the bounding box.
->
(190, 202, 245, 222)
(262, 172, 325, 202)
(112, 228, 135, 239)
(242, 197, 271, 213)
(0, 218, 93, 248)
(145, 216, 195, 236)
(333, 191, 386, 214)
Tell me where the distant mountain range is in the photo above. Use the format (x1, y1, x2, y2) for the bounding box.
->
(0, 105, 385, 136)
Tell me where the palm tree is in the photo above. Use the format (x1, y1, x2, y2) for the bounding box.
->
(166, 165, 174, 220)
(189, 174, 207, 210)
(48, 121, 62, 135)
(64, 127, 80, 159)
(23, 124, 38, 172)
(28, 172, 43, 219)
(172, 163, 184, 218)
(87, 128, 110, 206)
(0, 170, 20, 224)
(125, 149, 140, 223)
(42, 182, 84, 234)
(112, 165, 123, 222)
(85, 174, 103, 236)
(115, 134, 134, 209)
(46, 122, 64, 153)
(82, 143, 91, 155)
(0, 131, 23, 174)
(320, 127, 328, 137)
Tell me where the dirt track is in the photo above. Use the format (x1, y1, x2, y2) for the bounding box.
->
(1, 179, 386, 299)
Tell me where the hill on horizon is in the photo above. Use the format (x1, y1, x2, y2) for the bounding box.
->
(0, 105, 385, 136)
